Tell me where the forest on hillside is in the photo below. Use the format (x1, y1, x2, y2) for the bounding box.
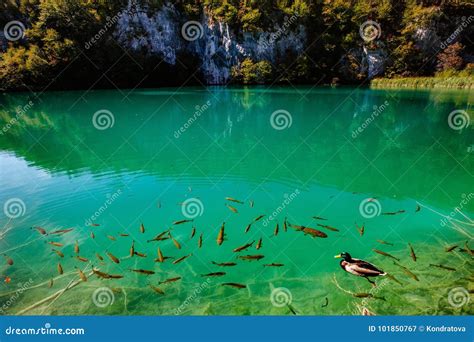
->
(1, 0, 473, 91)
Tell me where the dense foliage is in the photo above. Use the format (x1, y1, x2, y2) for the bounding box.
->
(0, 0, 473, 91)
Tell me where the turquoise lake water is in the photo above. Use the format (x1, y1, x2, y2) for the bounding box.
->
(0, 86, 472, 315)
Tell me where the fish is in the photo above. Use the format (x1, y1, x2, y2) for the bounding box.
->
(263, 263, 284, 267)
(158, 277, 181, 284)
(76, 256, 89, 262)
(173, 219, 193, 225)
(173, 254, 192, 264)
(170, 234, 181, 250)
(356, 223, 364, 236)
(89, 223, 100, 227)
(48, 278, 53, 288)
(90, 232, 95, 239)
(373, 249, 400, 261)
(244, 223, 252, 233)
(77, 268, 87, 282)
(52, 249, 64, 258)
(353, 293, 386, 301)
(150, 285, 165, 295)
(393, 262, 419, 281)
(464, 241, 474, 256)
(321, 297, 329, 308)
(233, 241, 255, 252)
(32, 226, 47, 235)
(140, 223, 145, 233)
(445, 244, 458, 252)
(130, 240, 135, 257)
(221, 282, 246, 289)
(92, 268, 123, 279)
(130, 269, 155, 275)
(274, 223, 279, 236)
(107, 235, 116, 241)
(237, 254, 264, 261)
(198, 233, 203, 248)
(50, 228, 74, 235)
(225, 197, 244, 204)
(3, 255, 13, 266)
(57, 263, 63, 275)
(376, 240, 393, 246)
(408, 243, 417, 262)
(415, 204, 421, 212)
(249, 200, 254, 207)
(381, 210, 406, 216)
(211, 261, 237, 267)
(120, 233, 130, 237)
(256, 238, 262, 250)
(283, 218, 288, 232)
(254, 215, 265, 222)
(190, 226, 196, 239)
(316, 223, 339, 232)
(429, 263, 456, 271)
(313, 216, 328, 221)
(156, 248, 164, 263)
(74, 241, 79, 254)
(226, 204, 238, 213)
(385, 273, 403, 285)
(47, 241, 63, 247)
(96, 253, 104, 261)
(290, 224, 327, 238)
(134, 252, 147, 258)
(4, 276, 11, 284)
(106, 251, 120, 264)
(157, 200, 161, 209)
(201, 272, 226, 277)
(217, 222, 225, 246)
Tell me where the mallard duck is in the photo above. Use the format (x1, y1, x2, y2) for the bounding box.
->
(335, 252, 386, 285)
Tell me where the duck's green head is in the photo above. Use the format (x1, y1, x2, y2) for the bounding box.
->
(334, 252, 351, 260)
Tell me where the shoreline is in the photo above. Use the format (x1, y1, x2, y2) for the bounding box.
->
(371, 77, 474, 90)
